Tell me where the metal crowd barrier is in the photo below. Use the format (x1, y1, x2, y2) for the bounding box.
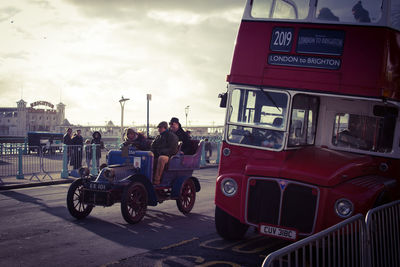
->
(263, 200, 400, 267)
(1, 140, 218, 181)
(22, 146, 42, 180)
(262, 214, 367, 267)
(365, 200, 400, 267)
(61, 144, 105, 178)
(0, 152, 19, 178)
(0, 144, 104, 181)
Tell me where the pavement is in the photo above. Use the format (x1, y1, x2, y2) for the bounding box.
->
(0, 164, 218, 190)
(0, 172, 77, 190)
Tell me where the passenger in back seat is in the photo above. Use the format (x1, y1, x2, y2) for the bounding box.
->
(169, 117, 194, 155)
(151, 121, 179, 185)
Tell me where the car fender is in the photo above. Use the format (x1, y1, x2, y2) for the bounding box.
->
(171, 176, 201, 198)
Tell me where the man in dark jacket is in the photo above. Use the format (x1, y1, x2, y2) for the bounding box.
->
(151, 121, 178, 185)
(91, 131, 104, 168)
(71, 129, 83, 169)
(169, 117, 194, 155)
(63, 128, 72, 164)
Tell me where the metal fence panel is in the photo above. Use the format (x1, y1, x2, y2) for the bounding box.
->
(0, 153, 18, 178)
(262, 214, 367, 267)
(366, 200, 400, 267)
(22, 147, 42, 180)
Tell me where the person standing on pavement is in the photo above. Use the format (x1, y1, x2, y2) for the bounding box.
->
(63, 128, 73, 164)
(204, 138, 212, 163)
(84, 139, 92, 168)
(91, 131, 104, 168)
(71, 129, 83, 170)
(169, 117, 194, 155)
(151, 121, 178, 185)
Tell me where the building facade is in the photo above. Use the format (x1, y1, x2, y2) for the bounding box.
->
(0, 99, 66, 136)
(0, 99, 224, 142)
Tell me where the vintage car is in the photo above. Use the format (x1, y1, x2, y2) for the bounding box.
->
(66, 140, 203, 224)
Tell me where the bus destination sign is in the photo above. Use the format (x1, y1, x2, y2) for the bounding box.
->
(296, 29, 345, 56)
(268, 53, 341, 70)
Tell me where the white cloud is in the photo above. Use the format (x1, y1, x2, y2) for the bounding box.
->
(0, 0, 243, 127)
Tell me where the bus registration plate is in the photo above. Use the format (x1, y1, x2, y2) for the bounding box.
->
(259, 224, 298, 241)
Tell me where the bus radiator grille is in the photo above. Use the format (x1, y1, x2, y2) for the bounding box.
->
(247, 178, 318, 234)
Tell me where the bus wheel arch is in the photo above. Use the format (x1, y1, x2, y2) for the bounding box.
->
(215, 205, 249, 240)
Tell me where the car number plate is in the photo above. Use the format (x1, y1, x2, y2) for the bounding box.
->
(88, 182, 107, 191)
(259, 224, 298, 241)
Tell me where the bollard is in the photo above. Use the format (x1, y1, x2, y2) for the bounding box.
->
(61, 144, 69, 178)
(216, 141, 221, 165)
(200, 140, 206, 167)
(16, 148, 24, 179)
(91, 143, 98, 176)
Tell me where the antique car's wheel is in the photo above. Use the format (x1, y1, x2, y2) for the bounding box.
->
(121, 182, 148, 224)
(176, 178, 196, 214)
(215, 206, 249, 240)
(67, 179, 93, 219)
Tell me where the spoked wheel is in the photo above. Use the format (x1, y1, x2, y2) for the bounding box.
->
(176, 178, 196, 214)
(121, 182, 148, 224)
(67, 179, 93, 219)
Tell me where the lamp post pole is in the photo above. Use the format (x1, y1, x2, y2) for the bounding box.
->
(185, 105, 190, 129)
(119, 96, 130, 141)
(146, 94, 152, 138)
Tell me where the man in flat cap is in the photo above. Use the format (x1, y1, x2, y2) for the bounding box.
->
(151, 121, 178, 185)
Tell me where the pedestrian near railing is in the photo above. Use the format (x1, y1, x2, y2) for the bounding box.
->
(196, 138, 221, 167)
(61, 144, 104, 178)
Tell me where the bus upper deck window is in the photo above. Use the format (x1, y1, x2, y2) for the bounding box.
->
(251, 0, 310, 20)
(392, 1, 400, 30)
(316, 0, 382, 24)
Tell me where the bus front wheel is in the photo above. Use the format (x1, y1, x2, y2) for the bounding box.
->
(215, 206, 248, 240)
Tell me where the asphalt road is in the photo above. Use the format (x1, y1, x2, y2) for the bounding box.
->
(0, 168, 287, 267)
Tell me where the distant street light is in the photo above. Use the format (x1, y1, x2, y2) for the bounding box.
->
(119, 96, 130, 141)
(146, 94, 152, 138)
(185, 105, 190, 128)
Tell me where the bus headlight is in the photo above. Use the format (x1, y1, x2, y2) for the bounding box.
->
(221, 178, 238, 197)
(335, 198, 353, 218)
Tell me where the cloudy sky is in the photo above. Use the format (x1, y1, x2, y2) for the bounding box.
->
(0, 0, 244, 127)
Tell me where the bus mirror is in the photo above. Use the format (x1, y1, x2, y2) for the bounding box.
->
(219, 93, 227, 108)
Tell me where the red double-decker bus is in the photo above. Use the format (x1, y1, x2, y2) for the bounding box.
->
(215, 0, 400, 241)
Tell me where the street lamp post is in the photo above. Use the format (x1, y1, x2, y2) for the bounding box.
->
(146, 94, 152, 138)
(119, 96, 130, 141)
(185, 105, 190, 129)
